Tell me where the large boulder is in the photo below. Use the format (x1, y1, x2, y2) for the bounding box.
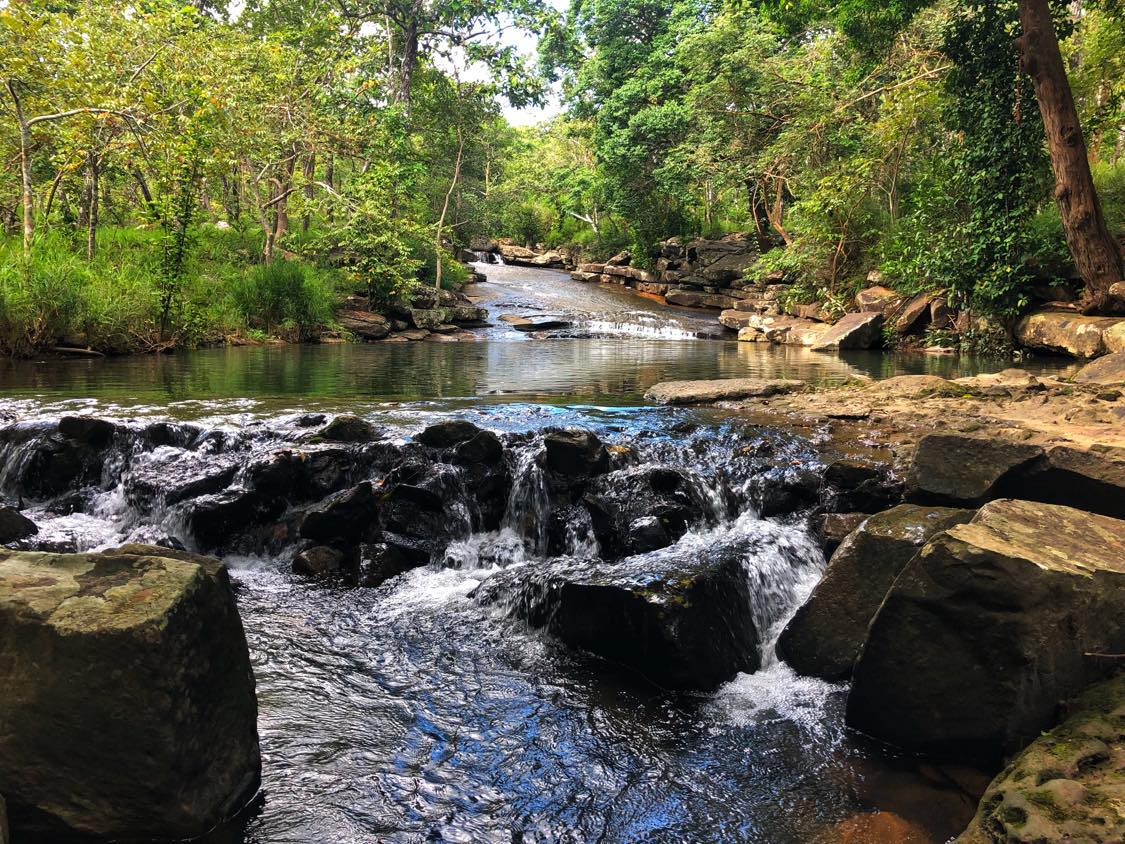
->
(1073, 350, 1125, 385)
(956, 673, 1124, 844)
(644, 378, 805, 405)
(0, 507, 37, 544)
(811, 312, 884, 351)
(337, 308, 390, 341)
(298, 481, 379, 546)
(846, 499, 1125, 762)
(1015, 310, 1125, 358)
(542, 429, 609, 478)
(777, 504, 972, 681)
(907, 434, 1125, 519)
(319, 414, 379, 443)
(0, 546, 260, 840)
(475, 549, 761, 691)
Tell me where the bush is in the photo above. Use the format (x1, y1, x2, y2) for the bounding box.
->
(228, 260, 336, 338)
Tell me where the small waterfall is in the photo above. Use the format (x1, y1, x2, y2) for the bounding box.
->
(502, 443, 550, 555)
(473, 250, 504, 265)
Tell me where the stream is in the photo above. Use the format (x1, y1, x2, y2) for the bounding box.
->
(0, 265, 1063, 843)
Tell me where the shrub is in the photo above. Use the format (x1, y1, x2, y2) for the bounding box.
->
(228, 260, 336, 338)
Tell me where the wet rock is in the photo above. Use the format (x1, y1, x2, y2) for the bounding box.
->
(320, 414, 379, 443)
(823, 458, 903, 513)
(0, 546, 260, 840)
(584, 466, 715, 557)
(1073, 350, 1125, 385)
(846, 499, 1125, 762)
(956, 673, 1124, 844)
(645, 378, 806, 405)
(187, 488, 287, 552)
(18, 430, 106, 500)
(1015, 310, 1124, 358)
(753, 466, 822, 517)
(817, 512, 867, 555)
(299, 481, 379, 546)
(477, 550, 761, 691)
(127, 459, 239, 509)
(811, 312, 884, 351)
(905, 434, 1043, 506)
(543, 429, 609, 478)
(0, 507, 37, 544)
(292, 545, 345, 578)
(143, 421, 203, 448)
(778, 504, 972, 681)
(356, 542, 420, 587)
(380, 461, 469, 558)
(57, 415, 117, 448)
(415, 419, 499, 461)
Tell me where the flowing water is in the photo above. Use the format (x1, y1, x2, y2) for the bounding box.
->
(0, 265, 1064, 843)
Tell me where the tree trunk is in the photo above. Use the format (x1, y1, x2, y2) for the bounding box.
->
(434, 126, 464, 291)
(1018, 0, 1123, 312)
(325, 155, 335, 223)
(6, 80, 34, 252)
(397, 24, 419, 113)
(85, 150, 99, 260)
(302, 152, 315, 234)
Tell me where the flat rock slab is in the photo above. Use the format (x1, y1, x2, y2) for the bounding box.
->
(811, 312, 884, 351)
(645, 378, 806, 405)
(847, 499, 1125, 763)
(1074, 350, 1125, 385)
(0, 545, 260, 840)
(499, 314, 572, 331)
(956, 673, 1125, 844)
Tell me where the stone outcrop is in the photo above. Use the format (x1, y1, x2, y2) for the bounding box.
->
(956, 673, 1124, 844)
(811, 312, 884, 351)
(645, 378, 806, 405)
(777, 504, 972, 681)
(474, 549, 761, 691)
(0, 506, 37, 544)
(906, 433, 1125, 519)
(0, 545, 260, 840)
(1015, 310, 1125, 359)
(846, 499, 1125, 762)
(1074, 350, 1125, 385)
(336, 308, 390, 341)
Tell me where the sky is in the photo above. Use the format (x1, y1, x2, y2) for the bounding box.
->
(499, 0, 569, 126)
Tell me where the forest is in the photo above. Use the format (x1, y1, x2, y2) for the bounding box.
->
(1, 0, 1122, 355)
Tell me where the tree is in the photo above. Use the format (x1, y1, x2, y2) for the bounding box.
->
(1017, 0, 1123, 311)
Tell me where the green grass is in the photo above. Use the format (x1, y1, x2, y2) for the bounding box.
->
(0, 225, 341, 356)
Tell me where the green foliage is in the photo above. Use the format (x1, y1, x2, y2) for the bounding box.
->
(229, 260, 336, 337)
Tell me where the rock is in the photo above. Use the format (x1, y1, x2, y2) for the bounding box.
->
(929, 296, 953, 329)
(576, 262, 605, 274)
(417, 420, 503, 464)
(292, 545, 345, 578)
(778, 504, 972, 681)
(1074, 350, 1125, 385)
(187, 487, 286, 552)
(665, 288, 734, 309)
(823, 458, 903, 513)
(543, 429, 609, 478)
(337, 309, 390, 341)
(855, 286, 902, 313)
(846, 499, 1125, 762)
(606, 250, 631, 266)
(529, 250, 568, 268)
(645, 378, 805, 405)
(409, 308, 450, 331)
(956, 673, 1124, 844)
(570, 271, 599, 282)
(817, 512, 867, 555)
(907, 435, 1125, 519)
(299, 481, 379, 546)
(905, 433, 1043, 506)
(754, 466, 822, 516)
(501, 314, 572, 332)
(700, 252, 756, 284)
(446, 304, 487, 324)
(0, 507, 37, 544)
(57, 415, 117, 447)
(0, 547, 260, 840)
(356, 541, 421, 587)
(415, 419, 485, 449)
(811, 312, 884, 351)
(584, 466, 714, 558)
(894, 292, 934, 335)
(474, 549, 761, 691)
(816, 812, 931, 844)
(1015, 310, 1125, 358)
(320, 414, 378, 443)
(497, 243, 538, 262)
(719, 309, 758, 330)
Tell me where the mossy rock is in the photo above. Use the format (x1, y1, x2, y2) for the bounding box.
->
(957, 673, 1125, 843)
(0, 545, 260, 840)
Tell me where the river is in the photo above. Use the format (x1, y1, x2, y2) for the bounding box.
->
(0, 265, 1064, 843)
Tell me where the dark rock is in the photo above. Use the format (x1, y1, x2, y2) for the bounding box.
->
(846, 499, 1125, 763)
(0, 507, 37, 544)
(0, 547, 260, 840)
(299, 482, 378, 546)
(57, 416, 116, 448)
(823, 458, 903, 513)
(754, 467, 822, 517)
(18, 435, 104, 500)
(320, 415, 378, 443)
(127, 460, 238, 509)
(1003, 444, 1125, 520)
(292, 545, 346, 578)
(416, 420, 486, 449)
(778, 504, 972, 681)
(295, 413, 327, 428)
(187, 488, 287, 552)
(584, 466, 715, 557)
(143, 421, 202, 448)
(543, 429, 609, 479)
(475, 549, 761, 691)
(356, 542, 421, 587)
